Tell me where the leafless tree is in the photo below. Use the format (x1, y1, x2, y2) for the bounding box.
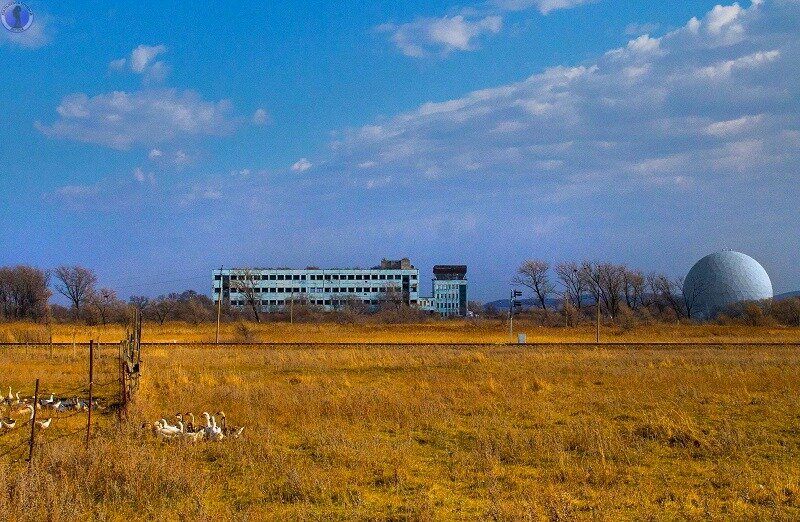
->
(652, 274, 685, 319)
(513, 260, 554, 310)
(88, 288, 119, 325)
(129, 295, 150, 314)
(53, 265, 97, 319)
(680, 276, 706, 320)
(597, 263, 625, 318)
(622, 267, 645, 311)
(0, 266, 51, 322)
(580, 261, 602, 311)
(231, 269, 263, 323)
(151, 294, 179, 325)
(378, 284, 404, 311)
(555, 261, 585, 312)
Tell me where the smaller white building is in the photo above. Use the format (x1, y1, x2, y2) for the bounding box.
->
(428, 265, 468, 317)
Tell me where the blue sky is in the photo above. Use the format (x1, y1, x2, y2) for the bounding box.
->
(1, 0, 798, 301)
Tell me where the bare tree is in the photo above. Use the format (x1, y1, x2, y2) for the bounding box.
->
(597, 263, 625, 318)
(53, 266, 97, 319)
(88, 288, 119, 325)
(555, 261, 585, 312)
(0, 266, 51, 322)
(129, 295, 150, 314)
(652, 274, 685, 319)
(681, 276, 706, 320)
(513, 260, 554, 310)
(151, 294, 179, 325)
(580, 261, 602, 311)
(622, 268, 645, 311)
(231, 269, 263, 323)
(378, 284, 404, 311)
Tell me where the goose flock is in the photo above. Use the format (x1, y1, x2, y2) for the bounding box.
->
(145, 411, 244, 442)
(0, 387, 100, 435)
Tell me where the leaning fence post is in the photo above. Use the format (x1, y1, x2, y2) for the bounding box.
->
(27, 378, 39, 464)
(87, 340, 94, 447)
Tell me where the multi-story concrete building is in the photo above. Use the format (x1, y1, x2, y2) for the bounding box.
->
(213, 258, 419, 312)
(431, 265, 468, 317)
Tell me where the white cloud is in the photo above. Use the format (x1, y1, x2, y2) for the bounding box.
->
(358, 161, 378, 169)
(624, 22, 660, 36)
(695, 50, 780, 79)
(379, 15, 502, 57)
(110, 44, 170, 83)
(252, 108, 270, 125)
(174, 150, 191, 167)
(492, 0, 595, 15)
(148, 148, 163, 159)
(705, 3, 744, 35)
(36, 89, 236, 150)
(130, 44, 167, 73)
(132, 166, 155, 184)
(291, 158, 312, 172)
(318, 1, 799, 200)
(705, 114, 766, 136)
(366, 176, 392, 189)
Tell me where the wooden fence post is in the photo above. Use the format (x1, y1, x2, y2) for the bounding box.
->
(87, 340, 94, 447)
(27, 378, 39, 464)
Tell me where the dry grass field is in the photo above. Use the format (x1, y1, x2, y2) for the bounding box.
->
(0, 322, 799, 520)
(1, 319, 800, 344)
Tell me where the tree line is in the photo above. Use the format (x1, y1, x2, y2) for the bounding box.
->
(506, 259, 800, 326)
(1, 262, 798, 326)
(0, 265, 427, 325)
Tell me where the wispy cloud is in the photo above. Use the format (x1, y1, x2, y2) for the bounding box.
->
(327, 0, 797, 198)
(36, 89, 236, 150)
(378, 0, 594, 57)
(377, 15, 502, 57)
(252, 108, 271, 125)
(291, 158, 312, 172)
(110, 44, 170, 83)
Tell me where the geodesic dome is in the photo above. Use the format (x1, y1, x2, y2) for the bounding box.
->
(683, 251, 773, 320)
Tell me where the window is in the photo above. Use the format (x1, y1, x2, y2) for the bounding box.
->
(277, 274, 285, 280)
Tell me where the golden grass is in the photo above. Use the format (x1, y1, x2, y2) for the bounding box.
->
(2, 319, 799, 344)
(0, 325, 798, 520)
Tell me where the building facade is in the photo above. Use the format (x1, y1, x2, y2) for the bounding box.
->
(432, 265, 468, 317)
(213, 258, 419, 312)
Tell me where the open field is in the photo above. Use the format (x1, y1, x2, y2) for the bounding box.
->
(0, 326, 799, 520)
(2, 320, 800, 344)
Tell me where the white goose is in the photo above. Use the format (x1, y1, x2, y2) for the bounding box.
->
(201, 412, 224, 441)
(1, 418, 16, 430)
(35, 418, 52, 429)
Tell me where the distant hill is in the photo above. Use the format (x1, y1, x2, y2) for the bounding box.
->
(775, 291, 800, 301)
(484, 297, 562, 311)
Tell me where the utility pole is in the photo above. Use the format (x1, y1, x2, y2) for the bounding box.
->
(509, 289, 522, 342)
(290, 292, 294, 324)
(216, 265, 223, 344)
(596, 300, 601, 344)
